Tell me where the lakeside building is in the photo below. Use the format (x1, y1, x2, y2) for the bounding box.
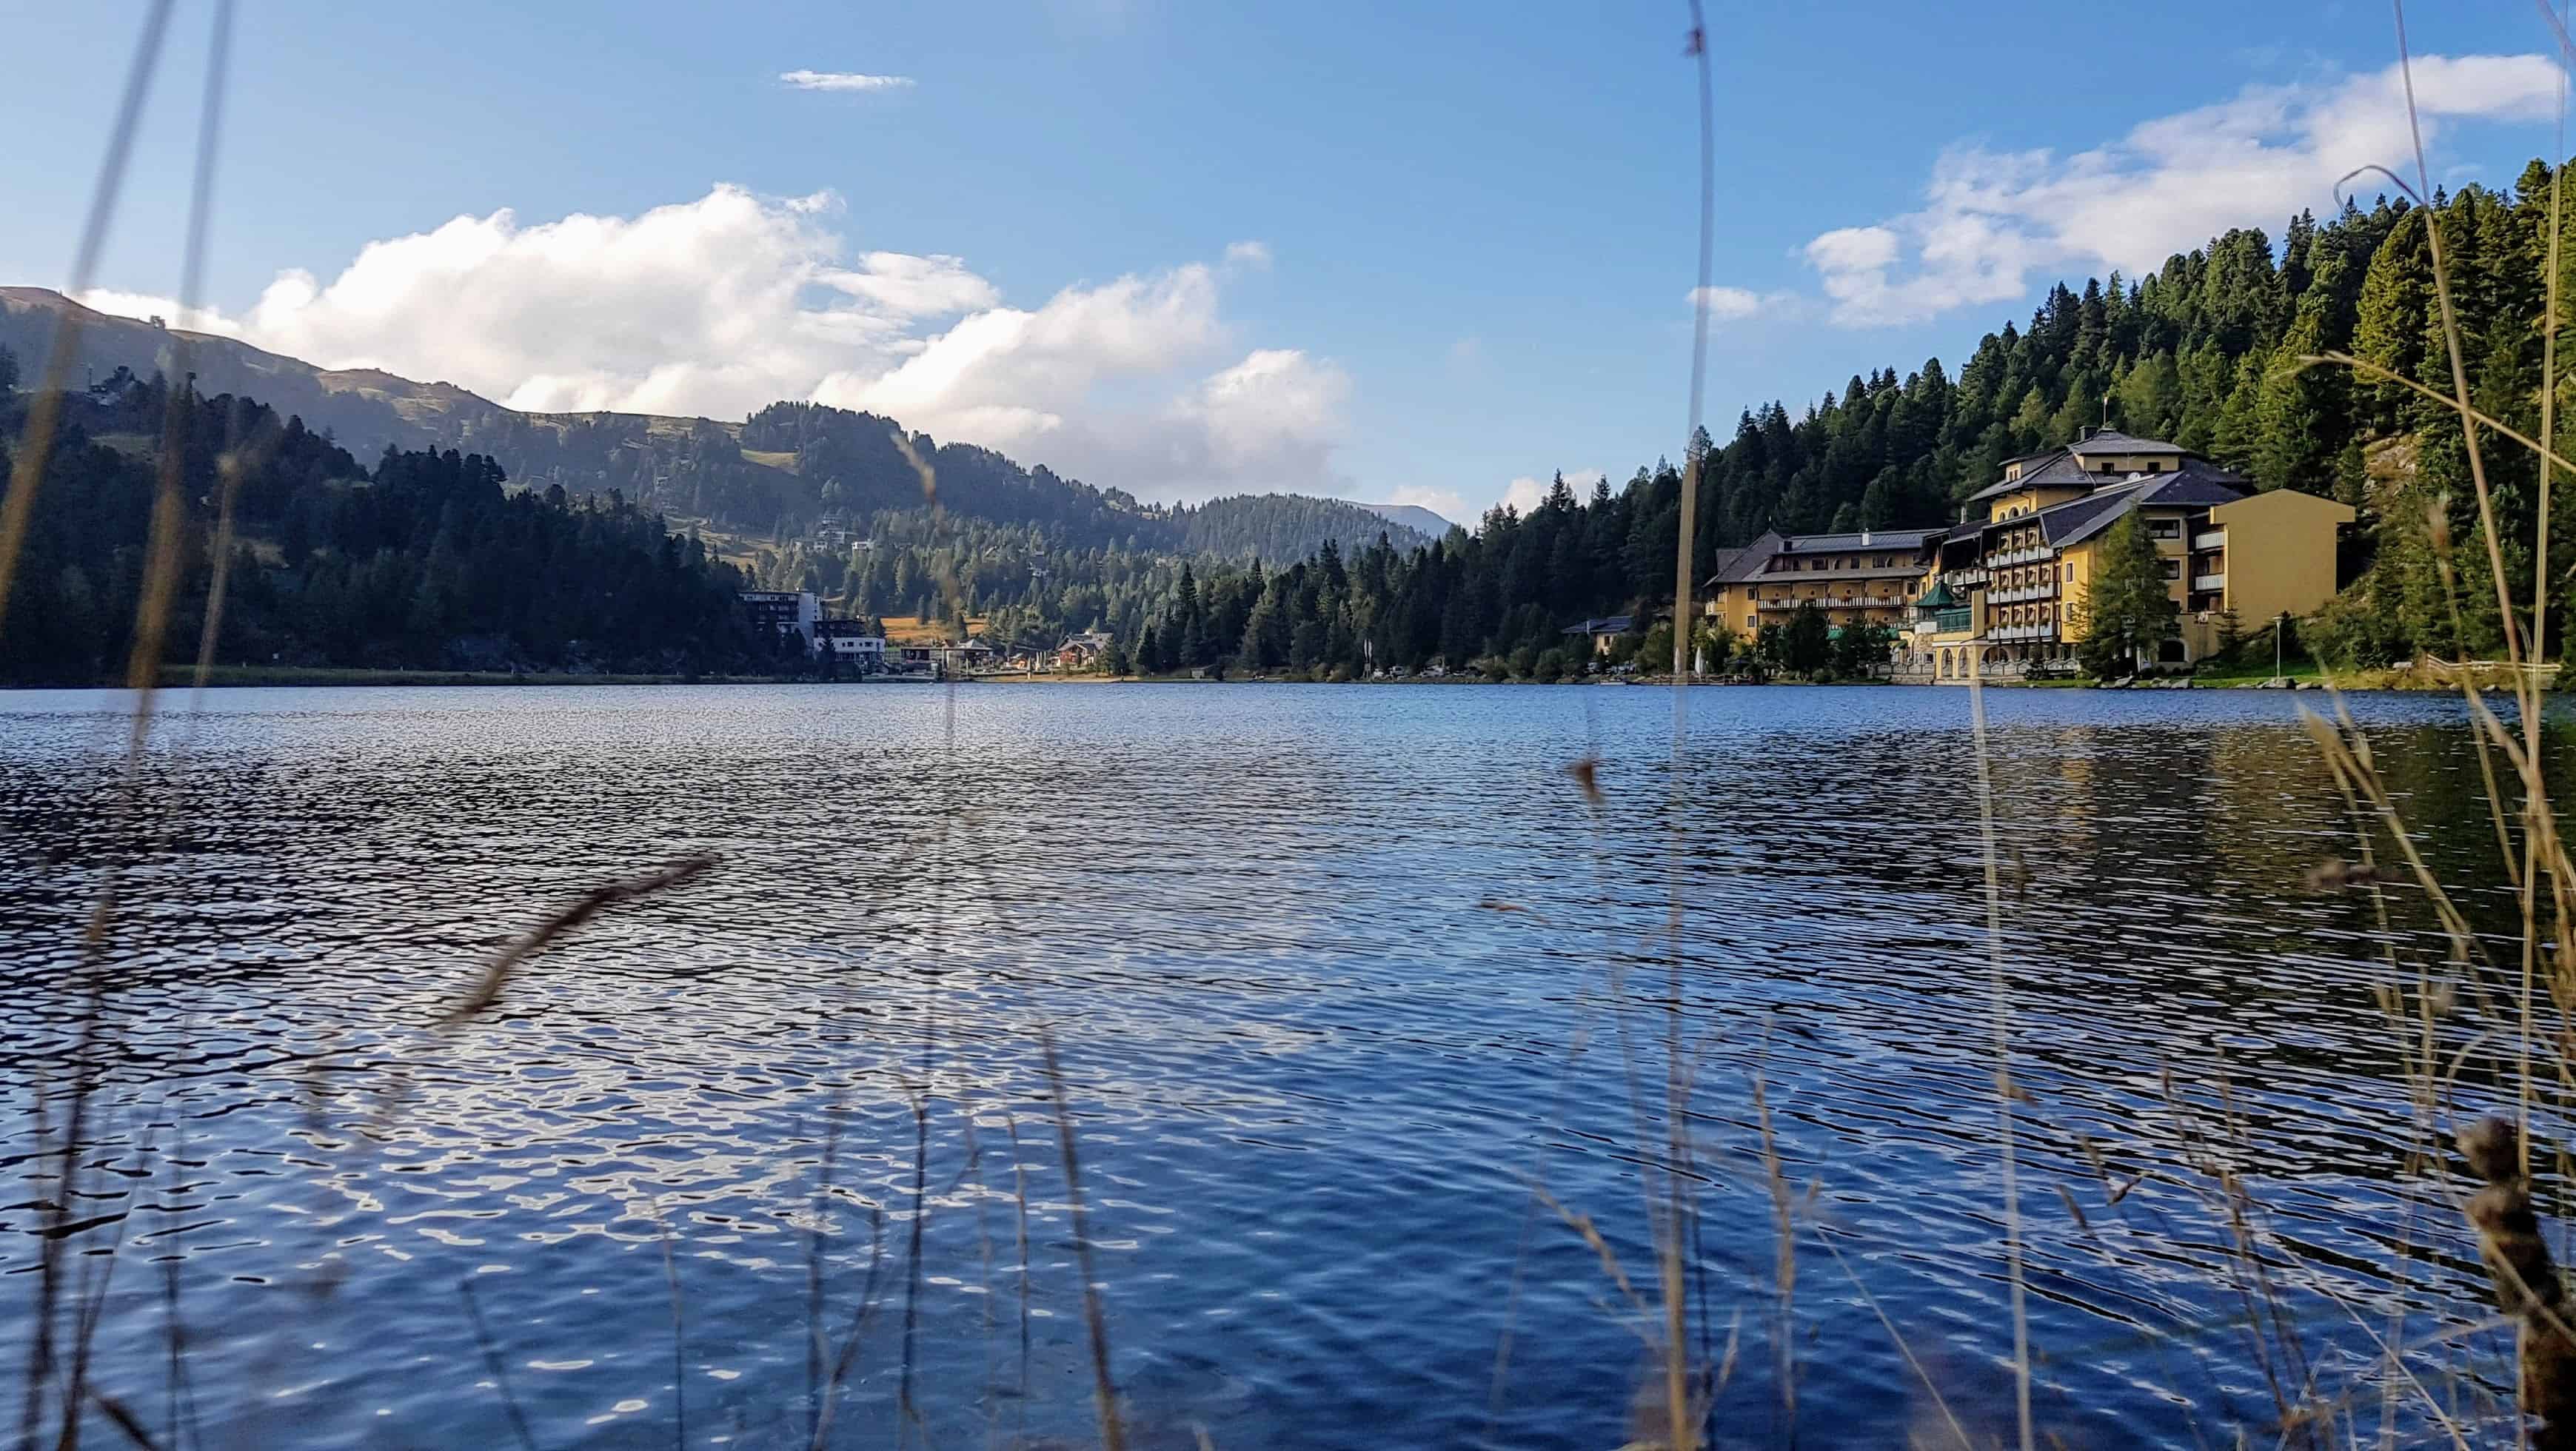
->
(1057, 630, 1114, 668)
(740, 589, 821, 642)
(1561, 615, 1633, 656)
(1702, 529, 1944, 637)
(739, 591, 889, 668)
(1901, 428, 2355, 683)
(812, 617, 887, 666)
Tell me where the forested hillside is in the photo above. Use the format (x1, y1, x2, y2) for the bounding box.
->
(0, 373, 788, 683)
(1028, 161, 2576, 677)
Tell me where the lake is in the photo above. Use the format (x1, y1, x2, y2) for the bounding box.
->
(0, 681, 2549, 1448)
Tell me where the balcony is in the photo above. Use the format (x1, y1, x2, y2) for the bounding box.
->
(1989, 546, 2054, 567)
(1942, 567, 1988, 587)
(1988, 583, 2058, 604)
(1913, 607, 1973, 635)
(1989, 622, 2059, 643)
(2192, 529, 2227, 552)
(1756, 595, 1907, 612)
(2191, 573, 2227, 592)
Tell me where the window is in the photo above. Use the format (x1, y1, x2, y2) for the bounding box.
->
(2149, 519, 2181, 540)
(2062, 563, 2072, 580)
(2161, 559, 2182, 580)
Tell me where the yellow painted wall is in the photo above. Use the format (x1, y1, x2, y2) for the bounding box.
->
(2060, 542, 2098, 640)
(1985, 486, 2087, 523)
(2207, 489, 2355, 627)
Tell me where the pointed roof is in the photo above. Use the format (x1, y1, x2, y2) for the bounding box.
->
(1967, 429, 2203, 503)
(2070, 429, 2190, 455)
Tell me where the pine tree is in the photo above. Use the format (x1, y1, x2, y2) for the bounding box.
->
(2073, 512, 2180, 676)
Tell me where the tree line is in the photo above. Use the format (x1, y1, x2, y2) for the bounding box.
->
(0, 369, 793, 683)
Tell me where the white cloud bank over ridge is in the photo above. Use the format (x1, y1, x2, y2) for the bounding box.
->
(83, 186, 1345, 502)
(1768, 53, 2565, 327)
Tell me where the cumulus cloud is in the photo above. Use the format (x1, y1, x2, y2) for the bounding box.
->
(780, 70, 913, 93)
(1687, 284, 1790, 321)
(81, 185, 1349, 502)
(1493, 468, 1603, 517)
(72, 289, 242, 338)
(1499, 477, 1548, 515)
(1382, 483, 1468, 523)
(1801, 53, 2563, 326)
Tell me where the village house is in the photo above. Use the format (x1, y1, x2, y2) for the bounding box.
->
(1559, 616, 1633, 656)
(1057, 630, 1114, 668)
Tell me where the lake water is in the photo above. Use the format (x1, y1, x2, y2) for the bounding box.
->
(0, 681, 2551, 1448)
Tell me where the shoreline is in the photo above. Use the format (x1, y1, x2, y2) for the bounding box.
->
(0, 663, 2511, 693)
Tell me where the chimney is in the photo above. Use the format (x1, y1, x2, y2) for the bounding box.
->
(2077, 424, 2095, 443)
(1860, 530, 1871, 545)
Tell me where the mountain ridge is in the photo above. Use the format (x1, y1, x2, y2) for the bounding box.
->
(0, 286, 1433, 562)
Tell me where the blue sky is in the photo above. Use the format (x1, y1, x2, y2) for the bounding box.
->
(3, 1, 2570, 520)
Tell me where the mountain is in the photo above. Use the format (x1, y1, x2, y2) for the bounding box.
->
(0, 287, 1428, 563)
(0, 287, 509, 449)
(1355, 501, 1455, 537)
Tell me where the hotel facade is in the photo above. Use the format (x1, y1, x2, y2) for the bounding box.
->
(1702, 429, 2355, 683)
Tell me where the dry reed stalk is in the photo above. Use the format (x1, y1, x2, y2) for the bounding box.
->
(436, 855, 715, 1027)
(1748, 1067, 1796, 1425)
(458, 1277, 540, 1451)
(0, 0, 173, 645)
(1964, 632, 2035, 1451)
(2458, 1117, 2576, 1447)
(1039, 1025, 1126, 1451)
(2523, 0, 2570, 1190)
(1638, 8, 1718, 1445)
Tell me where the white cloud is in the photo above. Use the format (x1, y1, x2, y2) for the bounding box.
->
(1223, 240, 1273, 270)
(780, 70, 914, 93)
(72, 289, 242, 338)
(1801, 53, 2563, 326)
(1382, 483, 1468, 523)
(1494, 469, 1602, 517)
(1687, 284, 1787, 321)
(1499, 476, 1548, 515)
(81, 185, 1348, 502)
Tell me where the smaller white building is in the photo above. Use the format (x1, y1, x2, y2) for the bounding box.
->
(812, 618, 886, 665)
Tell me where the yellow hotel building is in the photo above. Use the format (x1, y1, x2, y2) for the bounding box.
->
(1700, 429, 2355, 682)
(1904, 428, 2352, 683)
(1703, 526, 1946, 637)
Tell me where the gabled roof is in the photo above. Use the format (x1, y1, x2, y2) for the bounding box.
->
(2071, 429, 2191, 455)
(1967, 430, 2203, 502)
(2031, 463, 2252, 549)
(1706, 526, 1942, 589)
(1562, 614, 1633, 635)
(1775, 527, 1944, 554)
(1967, 449, 2099, 500)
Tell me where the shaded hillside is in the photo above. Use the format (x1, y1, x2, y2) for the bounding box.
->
(0, 287, 512, 450)
(0, 375, 783, 683)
